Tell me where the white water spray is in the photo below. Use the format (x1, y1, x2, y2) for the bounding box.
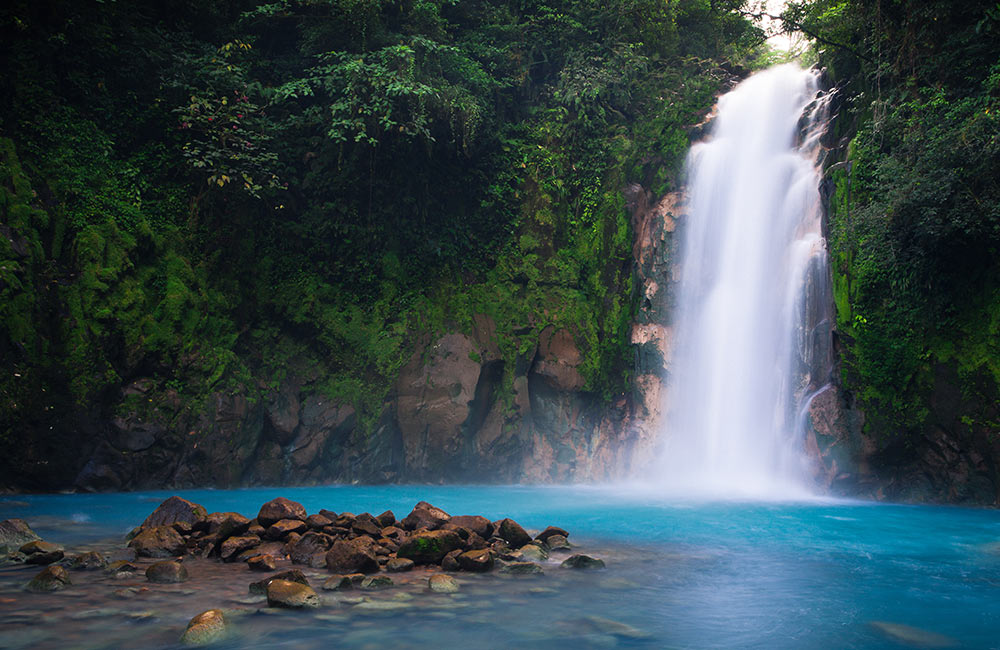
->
(659, 64, 832, 498)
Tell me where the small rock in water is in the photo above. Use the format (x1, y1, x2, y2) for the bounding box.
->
(181, 609, 228, 646)
(360, 575, 393, 590)
(517, 543, 549, 562)
(69, 551, 108, 570)
(146, 560, 189, 583)
(325, 537, 379, 574)
(561, 554, 605, 570)
(247, 554, 276, 572)
(322, 575, 353, 591)
(111, 586, 149, 600)
(353, 599, 412, 615)
(869, 621, 958, 648)
(249, 569, 310, 595)
(266, 579, 320, 609)
(385, 557, 414, 572)
(457, 548, 494, 573)
(494, 518, 531, 548)
(441, 549, 462, 572)
(498, 562, 543, 576)
(20, 540, 65, 565)
(546, 534, 571, 551)
(579, 615, 650, 639)
(106, 560, 139, 575)
(428, 574, 460, 593)
(534, 526, 569, 544)
(25, 565, 71, 592)
(0, 519, 41, 554)
(129, 526, 186, 558)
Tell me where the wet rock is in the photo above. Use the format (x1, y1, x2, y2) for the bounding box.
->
(129, 525, 186, 558)
(0, 519, 40, 554)
(457, 548, 494, 572)
(26, 565, 71, 592)
(441, 549, 462, 572)
(220, 536, 260, 562)
(106, 560, 139, 575)
(546, 534, 571, 550)
(146, 560, 188, 583)
(180, 609, 227, 646)
(375, 510, 395, 528)
(265, 519, 308, 540)
(534, 525, 569, 544)
(238, 541, 284, 563)
(20, 540, 64, 565)
(518, 543, 549, 562)
(266, 579, 320, 609)
(386, 557, 415, 572)
(247, 554, 276, 572)
(449, 515, 493, 539)
(249, 569, 310, 595)
(400, 502, 451, 531)
(325, 537, 378, 574)
(561, 554, 605, 569)
(577, 615, 650, 640)
(352, 513, 382, 537)
(70, 551, 108, 570)
(381, 526, 406, 541)
(322, 575, 353, 591)
(869, 621, 958, 648)
(499, 562, 543, 576)
(257, 498, 307, 528)
(428, 574, 459, 593)
(142, 496, 208, 529)
(397, 529, 463, 564)
(108, 547, 138, 563)
(247, 523, 266, 538)
(495, 518, 531, 548)
(353, 600, 412, 615)
(360, 575, 393, 590)
(200, 512, 250, 539)
(306, 514, 332, 530)
(111, 586, 149, 600)
(281, 532, 302, 556)
(287, 531, 334, 568)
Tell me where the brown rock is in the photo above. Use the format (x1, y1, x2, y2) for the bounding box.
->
(306, 514, 332, 529)
(105, 560, 139, 575)
(0, 519, 40, 554)
(266, 519, 308, 540)
(499, 561, 543, 576)
(449, 515, 493, 539)
(26, 565, 71, 592)
(318, 509, 338, 520)
(220, 536, 260, 562)
(180, 609, 227, 646)
(375, 510, 395, 528)
(141, 496, 208, 529)
(129, 526, 186, 558)
(201, 512, 251, 539)
(400, 502, 451, 531)
(464, 532, 488, 551)
(495, 518, 531, 548)
(441, 549, 462, 572)
(288, 531, 335, 567)
(428, 573, 459, 593)
(69, 551, 108, 570)
(249, 569, 309, 595)
(385, 557, 415, 572)
(352, 513, 382, 537)
(247, 523, 266, 538)
(146, 560, 188, 583)
(397, 529, 463, 564)
(532, 327, 585, 391)
(247, 554, 276, 572)
(535, 526, 570, 544)
(20, 540, 64, 565)
(561, 554, 605, 569)
(322, 574, 353, 591)
(546, 534, 571, 550)
(381, 526, 406, 540)
(266, 579, 320, 609)
(257, 497, 307, 527)
(360, 575, 393, 590)
(457, 548, 494, 572)
(325, 537, 378, 574)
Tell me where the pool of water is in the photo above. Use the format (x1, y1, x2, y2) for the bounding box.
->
(1, 485, 999, 648)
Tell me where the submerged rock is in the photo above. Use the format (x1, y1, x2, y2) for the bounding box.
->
(869, 621, 958, 648)
(498, 562, 543, 576)
(26, 565, 71, 592)
(360, 575, 393, 590)
(546, 534, 571, 551)
(106, 560, 139, 576)
(578, 615, 650, 639)
(146, 560, 188, 583)
(534, 526, 570, 544)
(517, 543, 549, 562)
(256, 498, 307, 528)
(561, 554, 605, 570)
(20, 540, 64, 565)
(397, 529, 463, 564)
(247, 554, 276, 572)
(266, 579, 320, 609)
(386, 557, 415, 572)
(322, 575, 353, 591)
(180, 609, 227, 646)
(249, 569, 310, 595)
(428, 574, 459, 593)
(69, 551, 108, 570)
(129, 525, 186, 558)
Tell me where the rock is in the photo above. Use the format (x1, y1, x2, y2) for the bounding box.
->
(266, 579, 320, 609)
(375, 510, 395, 528)
(142, 496, 207, 529)
(353, 600, 412, 614)
(287, 531, 334, 567)
(180, 609, 227, 646)
(129, 526, 186, 558)
(146, 560, 188, 583)
(281, 532, 302, 556)
(869, 621, 958, 648)
(238, 541, 285, 563)
(546, 534, 571, 550)
(111, 586, 148, 599)
(249, 569, 310, 595)
(578, 615, 651, 640)
(535, 526, 569, 544)
(26, 565, 71, 592)
(397, 529, 463, 564)
(457, 548, 494, 572)
(247, 554, 276, 572)
(201, 512, 251, 539)
(381, 526, 406, 541)
(428, 574, 459, 593)
(352, 513, 382, 537)
(257, 498, 307, 527)
(499, 562, 543, 576)
(106, 560, 139, 575)
(0, 519, 40, 554)
(322, 575, 353, 591)
(385, 557, 415, 572)
(494, 518, 531, 548)
(220, 536, 260, 562)
(518, 543, 549, 562)
(449, 515, 493, 539)
(441, 549, 462, 572)
(69, 551, 108, 570)
(561, 554, 605, 569)
(265, 519, 308, 540)
(345, 572, 366, 584)
(306, 514, 332, 529)
(325, 537, 378, 574)
(360, 575, 393, 590)
(247, 523, 266, 538)
(400, 501, 451, 531)
(20, 540, 64, 565)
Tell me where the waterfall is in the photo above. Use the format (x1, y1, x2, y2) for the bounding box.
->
(658, 64, 832, 498)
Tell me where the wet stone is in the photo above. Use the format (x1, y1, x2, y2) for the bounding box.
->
(561, 554, 605, 570)
(266, 519, 308, 540)
(146, 560, 188, 583)
(266, 579, 321, 609)
(26, 565, 72, 592)
(106, 560, 139, 575)
(257, 498, 307, 528)
(498, 562, 544, 576)
(457, 548, 494, 572)
(247, 554, 277, 572)
(546, 534, 571, 551)
(385, 557, 415, 572)
(428, 574, 459, 593)
(181, 609, 228, 646)
(360, 575, 393, 590)
(69, 551, 108, 570)
(535, 526, 570, 544)
(322, 575, 353, 591)
(250, 569, 310, 595)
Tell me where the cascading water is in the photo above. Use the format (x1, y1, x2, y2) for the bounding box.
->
(659, 64, 833, 498)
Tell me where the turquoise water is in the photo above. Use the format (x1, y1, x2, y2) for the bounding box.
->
(2, 485, 999, 648)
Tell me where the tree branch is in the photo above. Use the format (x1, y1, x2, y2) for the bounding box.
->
(741, 11, 873, 62)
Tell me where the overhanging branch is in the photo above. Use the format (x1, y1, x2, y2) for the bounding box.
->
(741, 11, 873, 62)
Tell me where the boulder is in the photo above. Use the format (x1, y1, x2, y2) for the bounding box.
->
(494, 518, 531, 548)
(0, 519, 40, 554)
(306, 514, 332, 530)
(561, 554, 605, 569)
(360, 575, 393, 590)
(325, 537, 378, 574)
(441, 549, 462, 572)
(397, 529, 463, 564)
(375, 510, 395, 528)
(457, 548, 494, 572)
(288, 532, 334, 567)
(141, 496, 207, 529)
(400, 501, 451, 531)
(546, 534, 571, 550)
(518, 543, 549, 562)
(322, 575, 353, 591)
(146, 560, 188, 583)
(427, 573, 459, 593)
(385, 557, 415, 573)
(220, 536, 260, 562)
(180, 609, 227, 646)
(449, 515, 492, 539)
(257, 498, 307, 527)
(247, 554, 276, 572)
(26, 565, 71, 592)
(69, 551, 108, 570)
(535, 525, 570, 544)
(129, 526, 186, 558)
(265, 519, 308, 540)
(201, 512, 251, 539)
(249, 569, 310, 595)
(499, 562, 543, 576)
(352, 513, 382, 537)
(20, 540, 64, 565)
(266, 579, 320, 609)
